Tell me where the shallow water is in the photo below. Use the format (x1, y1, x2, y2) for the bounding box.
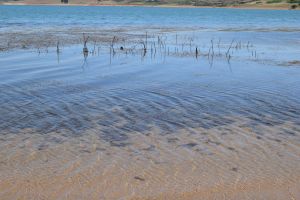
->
(0, 5, 300, 200)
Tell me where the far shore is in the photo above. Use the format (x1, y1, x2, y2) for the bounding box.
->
(0, 2, 298, 10)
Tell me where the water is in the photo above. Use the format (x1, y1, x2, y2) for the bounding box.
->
(1, 5, 300, 30)
(0, 5, 300, 200)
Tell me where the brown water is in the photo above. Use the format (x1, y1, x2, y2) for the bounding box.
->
(1, 28, 300, 199)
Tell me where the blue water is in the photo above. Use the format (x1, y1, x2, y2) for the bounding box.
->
(0, 5, 300, 30)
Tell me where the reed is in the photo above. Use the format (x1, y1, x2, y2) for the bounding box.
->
(56, 41, 60, 54)
(83, 33, 89, 54)
(0, 30, 259, 67)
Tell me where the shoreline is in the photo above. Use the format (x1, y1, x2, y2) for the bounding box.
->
(0, 2, 298, 10)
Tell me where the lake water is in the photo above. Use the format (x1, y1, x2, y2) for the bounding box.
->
(1, 5, 300, 30)
(0, 5, 300, 200)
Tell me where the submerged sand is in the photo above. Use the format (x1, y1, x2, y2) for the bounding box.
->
(0, 115, 299, 199)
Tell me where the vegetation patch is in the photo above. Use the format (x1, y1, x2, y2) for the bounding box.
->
(266, 0, 283, 3)
(288, 0, 300, 3)
(290, 4, 297, 8)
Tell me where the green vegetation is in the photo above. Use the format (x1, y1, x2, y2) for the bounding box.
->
(288, 0, 300, 9)
(266, 0, 283, 3)
(0, 0, 11, 1)
(288, 0, 300, 4)
(176, 0, 192, 5)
